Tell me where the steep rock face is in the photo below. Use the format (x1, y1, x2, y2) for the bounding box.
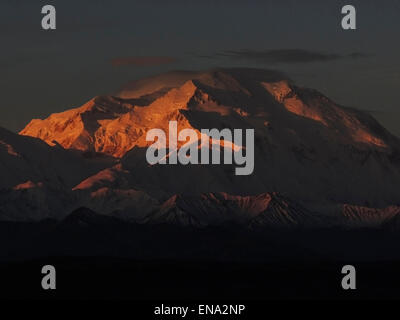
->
(20, 82, 200, 157)
(20, 96, 135, 157)
(248, 193, 324, 228)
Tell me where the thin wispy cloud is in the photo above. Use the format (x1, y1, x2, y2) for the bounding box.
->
(111, 56, 178, 67)
(207, 49, 369, 64)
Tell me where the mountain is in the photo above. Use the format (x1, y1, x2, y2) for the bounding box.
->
(0, 126, 114, 189)
(22, 68, 400, 158)
(0, 126, 116, 220)
(341, 204, 400, 228)
(143, 192, 324, 228)
(20, 96, 136, 157)
(9, 67, 400, 224)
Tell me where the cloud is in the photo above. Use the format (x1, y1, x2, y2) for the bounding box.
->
(111, 56, 178, 67)
(211, 49, 369, 64)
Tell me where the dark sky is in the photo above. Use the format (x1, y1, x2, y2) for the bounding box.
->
(1, 0, 400, 135)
